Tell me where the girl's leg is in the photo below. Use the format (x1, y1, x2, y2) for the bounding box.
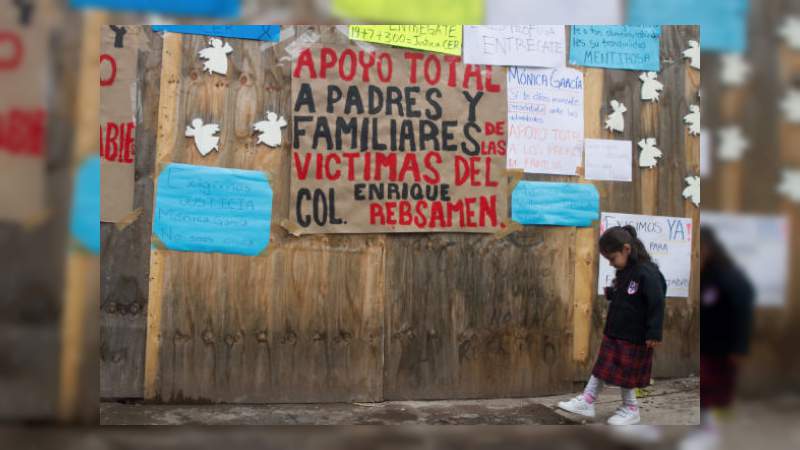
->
(583, 375, 606, 403)
(621, 387, 639, 410)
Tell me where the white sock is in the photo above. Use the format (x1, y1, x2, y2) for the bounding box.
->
(583, 375, 605, 403)
(622, 388, 639, 410)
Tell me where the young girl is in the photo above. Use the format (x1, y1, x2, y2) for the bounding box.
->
(558, 225, 666, 425)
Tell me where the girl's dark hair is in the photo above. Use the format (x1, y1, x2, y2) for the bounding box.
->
(700, 226, 734, 269)
(599, 225, 652, 266)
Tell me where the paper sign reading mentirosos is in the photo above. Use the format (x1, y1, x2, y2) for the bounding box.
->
(349, 25, 462, 56)
(569, 25, 661, 72)
(463, 25, 566, 67)
(598, 212, 693, 298)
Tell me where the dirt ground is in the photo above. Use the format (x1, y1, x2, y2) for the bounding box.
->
(99, 376, 699, 426)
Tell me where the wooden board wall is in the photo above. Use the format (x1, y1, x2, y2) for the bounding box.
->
(701, 0, 800, 393)
(101, 25, 700, 402)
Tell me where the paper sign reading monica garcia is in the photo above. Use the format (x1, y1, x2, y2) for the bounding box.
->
(152, 163, 273, 256)
(289, 45, 509, 234)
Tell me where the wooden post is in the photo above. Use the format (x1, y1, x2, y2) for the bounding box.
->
(58, 10, 105, 422)
(143, 32, 182, 401)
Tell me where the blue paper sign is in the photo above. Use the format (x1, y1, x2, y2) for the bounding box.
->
(150, 25, 280, 42)
(626, 0, 748, 53)
(70, 155, 101, 254)
(512, 181, 599, 227)
(70, 0, 240, 18)
(153, 163, 273, 256)
(569, 25, 661, 71)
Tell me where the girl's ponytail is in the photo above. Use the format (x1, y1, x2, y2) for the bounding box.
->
(599, 225, 653, 266)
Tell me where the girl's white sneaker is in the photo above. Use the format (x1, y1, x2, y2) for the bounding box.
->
(557, 395, 596, 418)
(607, 406, 641, 425)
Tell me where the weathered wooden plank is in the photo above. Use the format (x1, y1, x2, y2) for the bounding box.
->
(100, 27, 162, 399)
(146, 26, 385, 403)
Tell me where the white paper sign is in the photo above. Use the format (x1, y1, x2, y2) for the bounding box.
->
(506, 67, 584, 175)
(598, 212, 694, 298)
(701, 212, 788, 307)
(463, 25, 566, 67)
(700, 128, 711, 178)
(486, 0, 623, 25)
(584, 139, 632, 181)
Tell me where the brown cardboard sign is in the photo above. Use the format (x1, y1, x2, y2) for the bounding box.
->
(0, 11, 48, 223)
(290, 44, 508, 234)
(100, 25, 137, 223)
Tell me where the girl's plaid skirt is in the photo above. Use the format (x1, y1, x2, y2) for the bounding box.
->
(591, 335, 654, 388)
(700, 355, 738, 409)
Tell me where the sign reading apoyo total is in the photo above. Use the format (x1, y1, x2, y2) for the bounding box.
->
(290, 45, 509, 233)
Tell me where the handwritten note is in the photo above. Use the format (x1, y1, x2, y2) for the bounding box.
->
(598, 212, 693, 298)
(349, 25, 462, 56)
(153, 164, 273, 256)
(702, 212, 789, 307)
(584, 139, 632, 182)
(512, 181, 599, 227)
(151, 25, 280, 42)
(506, 67, 584, 175)
(70, 0, 240, 18)
(333, 0, 483, 24)
(627, 0, 748, 53)
(569, 25, 661, 71)
(463, 25, 565, 67)
(70, 156, 101, 255)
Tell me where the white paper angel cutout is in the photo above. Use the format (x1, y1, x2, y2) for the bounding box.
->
(778, 16, 800, 50)
(682, 176, 700, 206)
(186, 118, 220, 156)
(638, 138, 662, 168)
(717, 126, 748, 162)
(604, 100, 627, 133)
(780, 89, 800, 123)
(639, 72, 664, 102)
(682, 40, 700, 70)
(719, 53, 751, 87)
(777, 169, 800, 202)
(684, 105, 701, 136)
(198, 38, 233, 75)
(253, 111, 287, 147)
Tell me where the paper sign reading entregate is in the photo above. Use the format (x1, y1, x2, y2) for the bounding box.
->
(290, 45, 509, 234)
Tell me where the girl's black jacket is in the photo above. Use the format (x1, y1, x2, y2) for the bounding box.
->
(604, 261, 667, 345)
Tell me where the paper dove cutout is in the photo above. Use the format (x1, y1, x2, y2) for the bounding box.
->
(186, 118, 220, 156)
(777, 169, 800, 202)
(717, 126, 748, 162)
(719, 54, 751, 87)
(682, 40, 700, 69)
(638, 138, 662, 168)
(639, 72, 664, 102)
(198, 38, 233, 75)
(253, 111, 287, 147)
(684, 105, 701, 136)
(780, 89, 800, 123)
(604, 100, 627, 133)
(778, 16, 800, 49)
(682, 176, 700, 206)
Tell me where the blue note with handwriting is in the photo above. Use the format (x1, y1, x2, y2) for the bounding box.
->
(569, 25, 661, 71)
(151, 25, 280, 42)
(153, 163, 273, 256)
(512, 181, 599, 227)
(70, 0, 240, 18)
(626, 0, 748, 53)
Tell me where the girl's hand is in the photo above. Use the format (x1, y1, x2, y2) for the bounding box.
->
(646, 340, 660, 349)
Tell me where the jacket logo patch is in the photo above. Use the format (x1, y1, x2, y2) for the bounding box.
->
(627, 281, 639, 295)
